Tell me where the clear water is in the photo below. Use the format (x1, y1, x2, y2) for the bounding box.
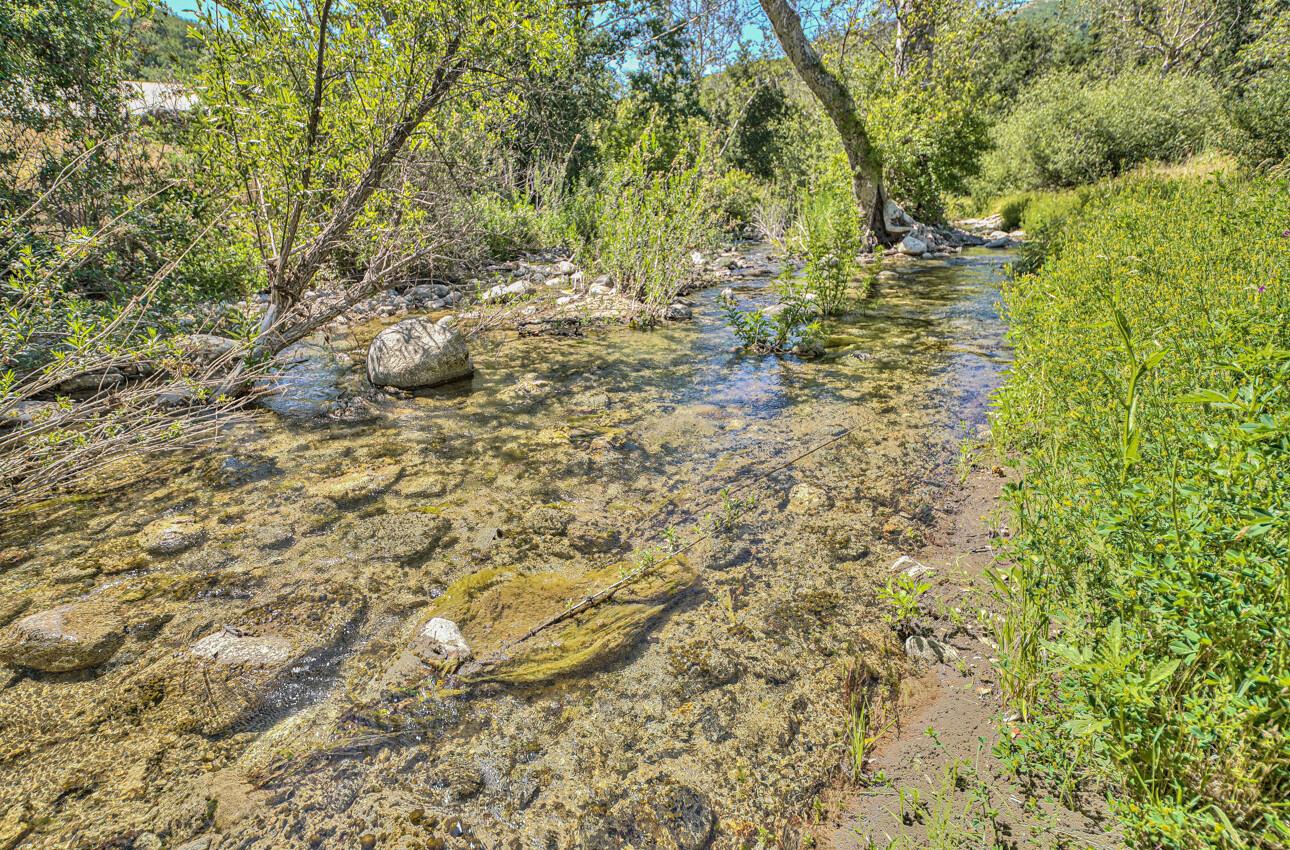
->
(0, 248, 1011, 849)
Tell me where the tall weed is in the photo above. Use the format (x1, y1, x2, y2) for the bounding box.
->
(991, 176, 1290, 848)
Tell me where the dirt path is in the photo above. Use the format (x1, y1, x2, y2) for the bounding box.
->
(809, 460, 1119, 850)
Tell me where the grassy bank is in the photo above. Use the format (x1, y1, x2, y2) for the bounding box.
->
(990, 175, 1289, 848)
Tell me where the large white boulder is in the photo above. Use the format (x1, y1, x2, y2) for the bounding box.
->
(897, 234, 928, 256)
(367, 318, 473, 389)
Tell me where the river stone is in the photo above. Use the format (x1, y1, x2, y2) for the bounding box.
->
(787, 483, 832, 513)
(481, 281, 533, 304)
(0, 547, 27, 572)
(176, 333, 240, 365)
(138, 516, 206, 555)
(524, 504, 573, 537)
(317, 464, 402, 505)
(56, 367, 127, 394)
(905, 634, 959, 665)
(664, 303, 693, 320)
(891, 555, 932, 578)
(190, 630, 293, 667)
(367, 319, 473, 390)
(0, 603, 125, 672)
(251, 523, 294, 551)
(897, 234, 928, 256)
(411, 618, 472, 663)
(0, 597, 30, 629)
(256, 340, 345, 418)
(341, 511, 452, 565)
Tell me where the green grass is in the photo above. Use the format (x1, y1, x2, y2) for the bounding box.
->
(990, 174, 1290, 848)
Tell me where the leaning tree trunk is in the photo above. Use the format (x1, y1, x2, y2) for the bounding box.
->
(757, 0, 897, 247)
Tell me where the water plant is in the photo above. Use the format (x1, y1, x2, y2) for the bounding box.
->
(720, 272, 823, 354)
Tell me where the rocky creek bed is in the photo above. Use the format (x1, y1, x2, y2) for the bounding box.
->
(0, 245, 1011, 850)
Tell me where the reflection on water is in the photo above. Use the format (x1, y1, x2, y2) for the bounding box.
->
(0, 248, 1010, 849)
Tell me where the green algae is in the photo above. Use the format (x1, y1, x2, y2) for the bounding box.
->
(418, 557, 699, 685)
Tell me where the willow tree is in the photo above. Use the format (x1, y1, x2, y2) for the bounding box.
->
(196, 0, 573, 356)
(757, 0, 898, 246)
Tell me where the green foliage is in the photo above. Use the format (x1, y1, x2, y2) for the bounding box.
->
(977, 8, 1097, 106)
(708, 168, 764, 234)
(865, 74, 993, 222)
(703, 61, 800, 182)
(572, 130, 719, 313)
(720, 271, 821, 354)
(120, 4, 205, 81)
(977, 70, 1221, 195)
(879, 573, 931, 635)
(990, 175, 1290, 848)
(1224, 5, 1290, 171)
(833, 0, 997, 222)
(195, 0, 575, 318)
(796, 158, 858, 316)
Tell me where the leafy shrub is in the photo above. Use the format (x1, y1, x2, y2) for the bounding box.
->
(1226, 68, 1290, 172)
(991, 176, 1290, 849)
(576, 129, 719, 313)
(1224, 6, 1290, 172)
(867, 75, 993, 222)
(976, 70, 1221, 195)
(995, 193, 1031, 230)
(720, 272, 821, 354)
(708, 168, 764, 234)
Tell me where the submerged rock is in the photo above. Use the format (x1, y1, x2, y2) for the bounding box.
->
(367, 318, 474, 390)
(0, 603, 125, 672)
(138, 516, 206, 555)
(340, 510, 451, 565)
(411, 618, 472, 663)
(190, 629, 293, 668)
(787, 483, 832, 513)
(317, 464, 402, 505)
(393, 558, 698, 687)
(256, 340, 347, 418)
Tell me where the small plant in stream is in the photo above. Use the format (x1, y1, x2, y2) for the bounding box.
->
(707, 487, 755, 533)
(879, 573, 931, 634)
(720, 271, 823, 354)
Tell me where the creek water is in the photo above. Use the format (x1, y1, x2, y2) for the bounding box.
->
(0, 247, 1011, 849)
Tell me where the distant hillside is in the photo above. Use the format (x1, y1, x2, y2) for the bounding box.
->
(1015, 0, 1096, 26)
(122, 4, 204, 81)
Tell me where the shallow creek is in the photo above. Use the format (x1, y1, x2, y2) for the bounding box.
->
(0, 247, 1011, 849)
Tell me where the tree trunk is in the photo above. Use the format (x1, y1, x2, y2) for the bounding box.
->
(757, 0, 896, 247)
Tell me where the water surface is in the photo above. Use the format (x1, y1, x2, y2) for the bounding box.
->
(0, 248, 1011, 849)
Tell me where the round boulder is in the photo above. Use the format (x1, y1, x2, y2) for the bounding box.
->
(367, 318, 473, 390)
(138, 516, 206, 555)
(0, 603, 125, 672)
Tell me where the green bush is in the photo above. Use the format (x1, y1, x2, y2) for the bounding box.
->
(995, 193, 1032, 230)
(708, 168, 764, 234)
(1227, 67, 1290, 172)
(991, 176, 1290, 849)
(576, 129, 719, 313)
(977, 70, 1221, 195)
(720, 271, 821, 354)
(867, 76, 992, 222)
